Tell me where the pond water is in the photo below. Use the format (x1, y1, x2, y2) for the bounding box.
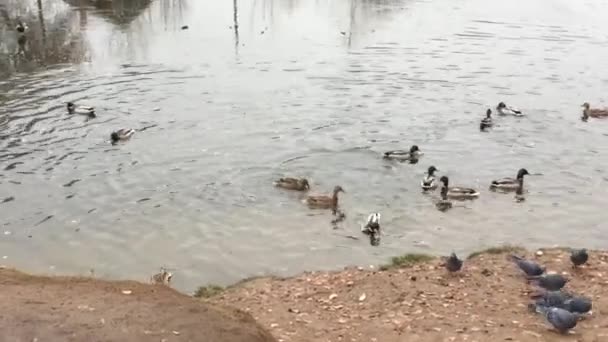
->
(1, 0, 608, 292)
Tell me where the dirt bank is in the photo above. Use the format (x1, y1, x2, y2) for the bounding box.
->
(0, 268, 276, 342)
(209, 248, 608, 342)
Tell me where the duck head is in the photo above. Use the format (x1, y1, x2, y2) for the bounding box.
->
(110, 132, 120, 144)
(427, 165, 438, 175)
(581, 102, 590, 110)
(67, 102, 75, 114)
(517, 168, 529, 179)
(333, 185, 345, 194)
(439, 176, 449, 187)
(299, 178, 311, 190)
(410, 145, 420, 154)
(486, 109, 492, 118)
(497, 102, 507, 109)
(367, 212, 381, 227)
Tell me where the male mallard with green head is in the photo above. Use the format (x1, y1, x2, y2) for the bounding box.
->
(480, 109, 493, 131)
(67, 102, 95, 118)
(305, 185, 344, 210)
(421, 166, 439, 191)
(439, 176, 479, 200)
(581, 102, 608, 121)
(383, 145, 422, 162)
(111, 129, 135, 144)
(274, 177, 310, 191)
(490, 168, 529, 192)
(496, 102, 523, 116)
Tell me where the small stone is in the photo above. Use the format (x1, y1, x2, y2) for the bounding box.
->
(270, 323, 279, 328)
(121, 290, 132, 295)
(100, 318, 105, 325)
(359, 293, 366, 302)
(338, 318, 347, 324)
(329, 293, 338, 300)
(536, 250, 543, 256)
(172, 331, 180, 335)
(410, 276, 417, 281)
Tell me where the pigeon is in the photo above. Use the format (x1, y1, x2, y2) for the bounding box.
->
(445, 252, 463, 272)
(570, 248, 588, 268)
(535, 306, 579, 334)
(509, 254, 545, 276)
(534, 291, 571, 308)
(563, 296, 592, 314)
(529, 273, 568, 291)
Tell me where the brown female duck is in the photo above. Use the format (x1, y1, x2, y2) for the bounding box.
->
(274, 177, 310, 191)
(582, 102, 608, 121)
(305, 185, 345, 210)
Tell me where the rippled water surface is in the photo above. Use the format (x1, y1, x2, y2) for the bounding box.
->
(2, 0, 608, 291)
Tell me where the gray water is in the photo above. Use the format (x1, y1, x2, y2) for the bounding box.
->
(1, 0, 608, 292)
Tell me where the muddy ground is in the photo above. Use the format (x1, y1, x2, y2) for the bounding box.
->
(0, 268, 276, 342)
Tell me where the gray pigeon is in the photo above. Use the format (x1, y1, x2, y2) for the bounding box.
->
(570, 248, 589, 268)
(509, 254, 545, 276)
(535, 306, 579, 334)
(529, 273, 568, 291)
(535, 291, 571, 308)
(563, 296, 592, 314)
(445, 252, 463, 272)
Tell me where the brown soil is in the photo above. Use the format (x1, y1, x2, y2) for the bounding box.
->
(0, 268, 276, 342)
(210, 248, 608, 342)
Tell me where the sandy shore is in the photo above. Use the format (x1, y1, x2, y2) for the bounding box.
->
(208, 247, 608, 342)
(0, 268, 276, 342)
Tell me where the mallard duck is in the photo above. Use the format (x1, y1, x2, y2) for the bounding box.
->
(581, 103, 608, 121)
(305, 185, 344, 210)
(151, 268, 173, 285)
(67, 102, 95, 117)
(383, 145, 422, 162)
(439, 176, 479, 200)
(421, 166, 438, 191)
(480, 109, 493, 131)
(435, 186, 453, 211)
(496, 102, 523, 116)
(274, 177, 310, 191)
(490, 168, 529, 191)
(111, 129, 135, 144)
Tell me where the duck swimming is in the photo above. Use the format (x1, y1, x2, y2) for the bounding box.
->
(16, 22, 28, 33)
(490, 168, 529, 192)
(439, 176, 479, 200)
(67, 102, 95, 117)
(110, 129, 135, 144)
(421, 166, 439, 191)
(581, 102, 608, 121)
(480, 109, 493, 131)
(274, 177, 310, 191)
(383, 145, 422, 162)
(496, 102, 523, 117)
(305, 185, 344, 211)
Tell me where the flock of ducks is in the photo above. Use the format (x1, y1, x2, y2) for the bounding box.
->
(443, 249, 591, 334)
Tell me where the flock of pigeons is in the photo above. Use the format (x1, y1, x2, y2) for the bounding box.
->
(445, 249, 592, 334)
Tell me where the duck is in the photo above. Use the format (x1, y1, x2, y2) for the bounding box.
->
(435, 186, 453, 211)
(421, 166, 439, 191)
(67, 102, 95, 117)
(305, 185, 344, 211)
(480, 109, 493, 131)
(361, 212, 380, 235)
(150, 267, 173, 285)
(274, 177, 310, 191)
(383, 145, 422, 162)
(581, 102, 608, 121)
(490, 168, 529, 192)
(496, 102, 523, 116)
(111, 129, 135, 144)
(439, 176, 479, 200)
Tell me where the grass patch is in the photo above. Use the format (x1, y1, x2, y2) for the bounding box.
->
(193, 284, 224, 298)
(380, 253, 434, 270)
(467, 245, 524, 260)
